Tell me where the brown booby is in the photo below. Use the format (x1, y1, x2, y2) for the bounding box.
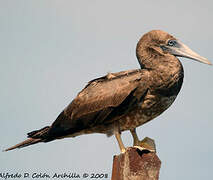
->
(4, 30, 211, 152)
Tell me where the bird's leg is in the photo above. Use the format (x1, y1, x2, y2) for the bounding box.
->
(130, 128, 140, 146)
(115, 131, 126, 153)
(114, 123, 126, 153)
(130, 128, 156, 152)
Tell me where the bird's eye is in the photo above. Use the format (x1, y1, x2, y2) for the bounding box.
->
(167, 40, 176, 46)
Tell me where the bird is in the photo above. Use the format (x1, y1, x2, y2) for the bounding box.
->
(4, 30, 211, 152)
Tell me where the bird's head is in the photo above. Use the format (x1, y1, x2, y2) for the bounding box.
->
(136, 30, 211, 69)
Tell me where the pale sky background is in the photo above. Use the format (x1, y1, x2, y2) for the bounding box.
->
(0, 1, 213, 180)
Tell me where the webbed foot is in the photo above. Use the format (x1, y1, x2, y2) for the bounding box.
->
(133, 137, 156, 152)
(130, 128, 156, 152)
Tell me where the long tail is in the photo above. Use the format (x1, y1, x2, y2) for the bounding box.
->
(4, 126, 50, 152)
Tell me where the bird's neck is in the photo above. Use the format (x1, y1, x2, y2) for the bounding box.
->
(137, 48, 184, 94)
(155, 56, 184, 79)
(146, 56, 184, 96)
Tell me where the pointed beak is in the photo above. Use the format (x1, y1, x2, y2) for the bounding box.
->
(168, 40, 212, 65)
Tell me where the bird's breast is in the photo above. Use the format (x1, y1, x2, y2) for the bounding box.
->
(119, 93, 177, 131)
(119, 65, 183, 131)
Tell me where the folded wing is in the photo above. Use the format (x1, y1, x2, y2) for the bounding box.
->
(47, 69, 148, 139)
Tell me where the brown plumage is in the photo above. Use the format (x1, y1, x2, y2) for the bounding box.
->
(4, 30, 211, 152)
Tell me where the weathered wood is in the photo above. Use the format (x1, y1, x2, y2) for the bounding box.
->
(111, 147, 161, 180)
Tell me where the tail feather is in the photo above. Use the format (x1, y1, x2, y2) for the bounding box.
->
(4, 126, 51, 152)
(3, 138, 42, 152)
(27, 126, 50, 138)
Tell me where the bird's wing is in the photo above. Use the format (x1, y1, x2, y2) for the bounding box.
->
(48, 69, 149, 138)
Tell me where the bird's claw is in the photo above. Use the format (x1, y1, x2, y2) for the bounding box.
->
(120, 148, 126, 153)
(133, 137, 156, 153)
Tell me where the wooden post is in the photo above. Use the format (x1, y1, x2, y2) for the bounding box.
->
(111, 147, 161, 180)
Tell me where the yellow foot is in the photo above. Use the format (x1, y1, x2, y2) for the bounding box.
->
(134, 137, 156, 153)
(120, 148, 126, 153)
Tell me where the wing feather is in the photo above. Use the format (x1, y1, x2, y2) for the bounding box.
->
(48, 69, 148, 138)
(65, 69, 143, 119)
